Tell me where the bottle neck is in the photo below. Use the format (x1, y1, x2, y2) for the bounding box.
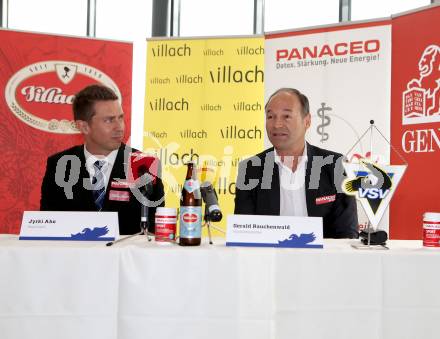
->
(186, 163, 197, 181)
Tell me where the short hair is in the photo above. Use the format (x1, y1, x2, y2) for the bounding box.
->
(265, 88, 310, 118)
(72, 84, 118, 121)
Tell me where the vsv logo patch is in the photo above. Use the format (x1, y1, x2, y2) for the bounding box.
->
(343, 160, 406, 227)
(343, 161, 392, 214)
(358, 188, 388, 199)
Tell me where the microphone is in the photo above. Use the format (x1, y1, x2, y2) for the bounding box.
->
(137, 165, 154, 196)
(201, 182, 222, 222)
(129, 152, 161, 237)
(130, 152, 159, 184)
(107, 152, 159, 245)
(137, 164, 154, 236)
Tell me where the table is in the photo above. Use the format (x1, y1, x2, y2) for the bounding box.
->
(1, 235, 439, 339)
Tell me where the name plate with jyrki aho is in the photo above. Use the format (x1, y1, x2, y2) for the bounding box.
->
(19, 211, 119, 241)
(226, 214, 323, 248)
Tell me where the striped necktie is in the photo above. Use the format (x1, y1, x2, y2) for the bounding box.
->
(92, 160, 106, 210)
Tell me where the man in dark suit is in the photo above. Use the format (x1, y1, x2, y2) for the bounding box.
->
(234, 88, 358, 238)
(40, 84, 164, 235)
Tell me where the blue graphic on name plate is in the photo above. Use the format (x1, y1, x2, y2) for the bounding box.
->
(227, 232, 323, 248)
(70, 226, 110, 240)
(277, 232, 320, 248)
(20, 226, 113, 241)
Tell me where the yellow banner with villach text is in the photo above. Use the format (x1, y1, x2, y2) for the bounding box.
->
(143, 36, 264, 237)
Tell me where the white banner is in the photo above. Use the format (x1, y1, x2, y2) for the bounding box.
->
(265, 21, 392, 231)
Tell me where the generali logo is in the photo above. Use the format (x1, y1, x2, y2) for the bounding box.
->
(5, 61, 121, 134)
(402, 45, 440, 125)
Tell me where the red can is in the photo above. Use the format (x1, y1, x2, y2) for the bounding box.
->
(155, 207, 177, 243)
(423, 212, 440, 247)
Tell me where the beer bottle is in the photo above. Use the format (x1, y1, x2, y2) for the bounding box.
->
(179, 162, 202, 246)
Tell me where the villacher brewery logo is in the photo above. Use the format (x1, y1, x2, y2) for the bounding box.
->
(401, 44, 440, 153)
(5, 61, 121, 134)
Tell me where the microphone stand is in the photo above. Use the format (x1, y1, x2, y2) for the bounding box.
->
(203, 205, 214, 245)
(106, 232, 143, 247)
(106, 191, 152, 247)
(140, 195, 152, 242)
(202, 205, 225, 245)
(139, 174, 154, 242)
(107, 171, 154, 247)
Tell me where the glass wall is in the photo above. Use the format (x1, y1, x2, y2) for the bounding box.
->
(6, 0, 435, 43)
(8, 0, 87, 36)
(265, 0, 339, 32)
(96, 0, 152, 40)
(95, 0, 153, 148)
(179, 0, 254, 36)
(351, 0, 431, 21)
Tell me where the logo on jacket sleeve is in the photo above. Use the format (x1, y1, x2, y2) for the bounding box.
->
(315, 195, 336, 205)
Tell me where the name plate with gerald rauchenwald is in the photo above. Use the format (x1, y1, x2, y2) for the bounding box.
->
(226, 214, 323, 248)
(19, 211, 119, 241)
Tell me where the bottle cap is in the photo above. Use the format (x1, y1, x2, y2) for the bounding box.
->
(423, 212, 440, 222)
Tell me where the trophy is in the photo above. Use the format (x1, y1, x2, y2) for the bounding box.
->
(342, 121, 407, 250)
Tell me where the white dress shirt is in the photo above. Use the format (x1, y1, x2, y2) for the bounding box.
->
(274, 145, 308, 217)
(84, 146, 119, 191)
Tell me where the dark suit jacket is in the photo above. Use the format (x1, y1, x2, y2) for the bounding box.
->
(40, 144, 165, 235)
(234, 143, 358, 238)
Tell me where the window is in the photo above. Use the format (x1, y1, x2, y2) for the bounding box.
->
(8, 0, 87, 36)
(95, 0, 153, 150)
(179, 0, 253, 37)
(96, 0, 152, 40)
(265, 0, 339, 32)
(351, 0, 431, 21)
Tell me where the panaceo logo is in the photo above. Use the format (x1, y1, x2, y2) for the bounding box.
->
(5, 61, 122, 134)
(182, 213, 198, 223)
(276, 40, 380, 61)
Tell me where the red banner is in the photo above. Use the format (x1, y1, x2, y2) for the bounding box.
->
(0, 29, 132, 233)
(390, 6, 440, 239)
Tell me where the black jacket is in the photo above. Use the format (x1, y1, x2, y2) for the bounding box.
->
(40, 143, 165, 235)
(234, 143, 358, 238)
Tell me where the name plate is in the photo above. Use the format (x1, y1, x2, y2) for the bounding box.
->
(19, 211, 119, 241)
(226, 214, 323, 248)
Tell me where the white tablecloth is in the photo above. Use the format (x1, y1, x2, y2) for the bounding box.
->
(1, 235, 439, 339)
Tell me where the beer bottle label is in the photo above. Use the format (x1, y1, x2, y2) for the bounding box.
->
(179, 206, 202, 238)
(183, 179, 200, 193)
